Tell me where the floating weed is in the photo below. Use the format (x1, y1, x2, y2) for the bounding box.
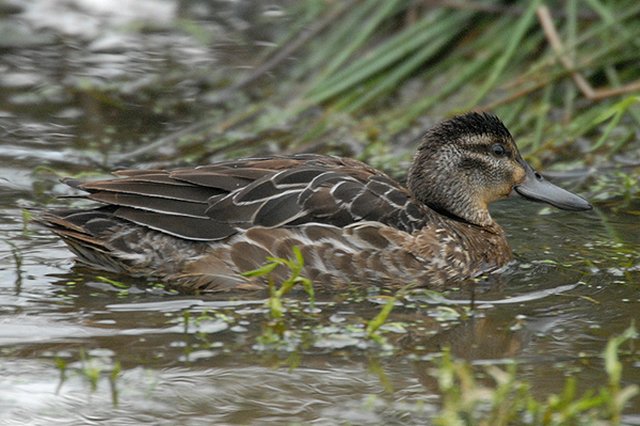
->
(95, 275, 128, 288)
(95, 275, 130, 295)
(177, 308, 232, 354)
(158, 307, 235, 361)
(149, 281, 179, 295)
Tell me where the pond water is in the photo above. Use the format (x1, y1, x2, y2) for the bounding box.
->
(1, 1, 638, 424)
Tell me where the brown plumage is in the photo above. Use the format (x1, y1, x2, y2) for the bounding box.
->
(40, 112, 592, 292)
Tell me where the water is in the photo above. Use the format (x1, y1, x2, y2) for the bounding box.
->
(1, 1, 639, 424)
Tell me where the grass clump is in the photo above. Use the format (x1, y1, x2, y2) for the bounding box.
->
(432, 325, 638, 425)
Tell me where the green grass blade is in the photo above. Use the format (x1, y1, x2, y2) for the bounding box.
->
(343, 28, 463, 113)
(306, 10, 453, 103)
(465, 0, 542, 107)
(319, 0, 405, 79)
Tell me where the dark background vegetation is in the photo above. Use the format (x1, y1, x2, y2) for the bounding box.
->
(98, 0, 640, 203)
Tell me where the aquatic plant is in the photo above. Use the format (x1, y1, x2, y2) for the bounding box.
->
(243, 246, 315, 321)
(432, 325, 638, 425)
(243, 246, 315, 344)
(54, 350, 122, 407)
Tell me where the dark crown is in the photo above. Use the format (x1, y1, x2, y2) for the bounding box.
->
(426, 112, 513, 144)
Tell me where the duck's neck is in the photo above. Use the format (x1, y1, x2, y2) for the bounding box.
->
(426, 197, 495, 229)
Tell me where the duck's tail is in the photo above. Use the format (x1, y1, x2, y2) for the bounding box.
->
(36, 208, 132, 273)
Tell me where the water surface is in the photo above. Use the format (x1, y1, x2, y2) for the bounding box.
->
(1, 1, 638, 424)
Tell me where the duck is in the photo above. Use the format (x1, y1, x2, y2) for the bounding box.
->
(41, 112, 592, 292)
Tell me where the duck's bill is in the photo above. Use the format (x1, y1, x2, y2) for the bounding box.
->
(514, 164, 592, 211)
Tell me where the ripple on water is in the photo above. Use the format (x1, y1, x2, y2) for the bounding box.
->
(0, 360, 438, 425)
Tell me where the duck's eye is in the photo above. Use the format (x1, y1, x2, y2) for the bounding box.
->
(490, 143, 507, 157)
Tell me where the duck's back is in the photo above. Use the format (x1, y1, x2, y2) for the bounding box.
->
(63, 154, 428, 240)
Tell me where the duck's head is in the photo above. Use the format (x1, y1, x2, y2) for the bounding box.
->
(407, 112, 592, 227)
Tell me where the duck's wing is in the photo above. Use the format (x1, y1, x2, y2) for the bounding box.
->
(67, 154, 428, 241)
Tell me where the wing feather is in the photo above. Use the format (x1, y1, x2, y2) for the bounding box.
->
(58, 154, 429, 241)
